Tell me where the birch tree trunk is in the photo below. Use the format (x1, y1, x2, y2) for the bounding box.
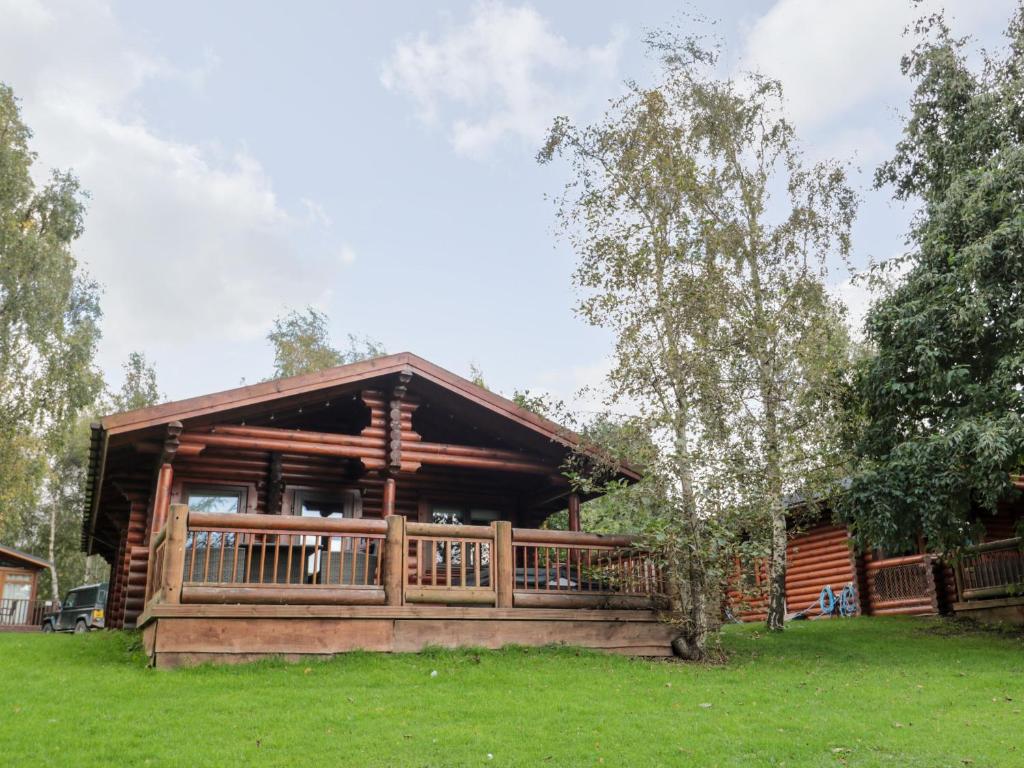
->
(48, 502, 60, 600)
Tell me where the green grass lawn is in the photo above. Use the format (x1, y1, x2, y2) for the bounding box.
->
(0, 618, 1021, 767)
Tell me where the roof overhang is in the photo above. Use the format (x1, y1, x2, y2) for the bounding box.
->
(82, 353, 642, 553)
(0, 544, 52, 570)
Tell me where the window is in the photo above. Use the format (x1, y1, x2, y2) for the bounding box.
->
(430, 506, 500, 525)
(294, 489, 361, 520)
(63, 587, 96, 608)
(293, 489, 362, 552)
(428, 505, 497, 568)
(185, 486, 246, 514)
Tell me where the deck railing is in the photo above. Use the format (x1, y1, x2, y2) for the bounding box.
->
(512, 529, 665, 609)
(0, 598, 52, 627)
(955, 537, 1024, 601)
(864, 554, 938, 615)
(143, 505, 662, 614)
(405, 520, 498, 605)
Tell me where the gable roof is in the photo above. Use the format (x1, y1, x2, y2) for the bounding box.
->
(0, 544, 51, 570)
(98, 352, 640, 479)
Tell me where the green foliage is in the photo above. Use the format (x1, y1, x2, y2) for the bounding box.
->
(266, 306, 384, 379)
(467, 361, 488, 390)
(27, 417, 105, 599)
(541, 29, 855, 639)
(0, 83, 102, 540)
(843, 9, 1024, 553)
(108, 352, 161, 413)
(0, 620, 1021, 766)
(510, 388, 564, 418)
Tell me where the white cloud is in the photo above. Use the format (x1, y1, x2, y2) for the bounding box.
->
(739, 0, 1015, 132)
(381, 1, 624, 157)
(0, 0, 350, 374)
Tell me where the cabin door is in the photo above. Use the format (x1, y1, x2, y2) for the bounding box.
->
(1, 572, 32, 625)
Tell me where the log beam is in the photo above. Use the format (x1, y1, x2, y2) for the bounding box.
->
(567, 493, 581, 532)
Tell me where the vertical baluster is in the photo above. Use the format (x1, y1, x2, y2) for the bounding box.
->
(256, 533, 267, 584)
(231, 529, 241, 583)
(446, 539, 452, 587)
(185, 531, 194, 582)
(323, 535, 332, 586)
(376, 536, 384, 584)
(350, 536, 358, 585)
(431, 540, 437, 587)
(474, 541, 481, 587)
(362, 537, 371, 585)
(533, 547, 539, 590)
(312, 534, 321, 586)
(285, 532, 294, 585)
(214, 532, 224, 583)
(243, 532, 253, 582)
(202, 531, 212, 583)
(271, 533, 281, 585)
(460, 539, 467, 587)
(416, 539, 423, 586)
(557, 544, 565, 593)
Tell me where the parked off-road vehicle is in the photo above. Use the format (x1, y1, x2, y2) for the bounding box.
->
(41, 582, 108, 633)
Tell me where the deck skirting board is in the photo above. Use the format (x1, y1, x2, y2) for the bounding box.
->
(142, 609, 677, 667)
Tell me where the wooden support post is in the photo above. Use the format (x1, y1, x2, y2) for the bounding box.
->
(384, 514, 406, 606)
(382, 477, 396, 518)
(162, 503, 189, 605)
(567, 492, 581, 532)
(152, 462, 174, 532)
(267, 452, 284, 515)
(495, 520, 513, 608)
(145, 462, 174, 599)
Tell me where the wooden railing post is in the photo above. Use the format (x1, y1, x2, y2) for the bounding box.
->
(384, 514, 406, 606)
(162, 503, 189, 605)
(495, 521, 513, 608)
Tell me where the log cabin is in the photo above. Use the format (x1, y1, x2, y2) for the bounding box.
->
(0, 544, 51, 630)
(728, 483, 1024, 625)
(81, 353, 675, 667)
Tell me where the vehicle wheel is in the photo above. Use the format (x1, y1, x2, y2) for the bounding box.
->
(73, 619, 89, 634)
(41, 622, 54, 633)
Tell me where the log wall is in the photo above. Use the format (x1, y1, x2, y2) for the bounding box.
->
(729, 523, 859, 622)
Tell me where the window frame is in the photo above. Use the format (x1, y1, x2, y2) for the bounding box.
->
(289, 487, 363, 519)
(180, 482, 255, 515)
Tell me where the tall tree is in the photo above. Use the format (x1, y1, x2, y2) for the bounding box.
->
(0, 83, 102, 541)
(843, 8, 1024, 552)
(266, 306, 384, 379)
(30, 351, 158, 600)
(540, 30, 855, 643)
(109, 351, 161, 412)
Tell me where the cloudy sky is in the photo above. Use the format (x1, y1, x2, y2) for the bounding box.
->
(1, 0, 1016, 408)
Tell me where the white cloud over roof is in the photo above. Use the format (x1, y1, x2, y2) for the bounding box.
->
(381, 1, 625, 157)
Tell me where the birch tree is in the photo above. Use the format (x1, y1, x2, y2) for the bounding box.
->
(540, 32, 854, 640)
(266, 307, 385, 379)
(0, 83, 102, 541)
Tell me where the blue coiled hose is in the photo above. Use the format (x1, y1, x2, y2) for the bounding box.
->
(814, 583, 858, 617)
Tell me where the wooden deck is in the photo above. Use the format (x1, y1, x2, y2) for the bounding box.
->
(952, 537, 1024, 625)
(139, 504, 675, 667)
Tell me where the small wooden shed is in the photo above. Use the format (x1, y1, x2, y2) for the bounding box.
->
(0, 544, 51, 630)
